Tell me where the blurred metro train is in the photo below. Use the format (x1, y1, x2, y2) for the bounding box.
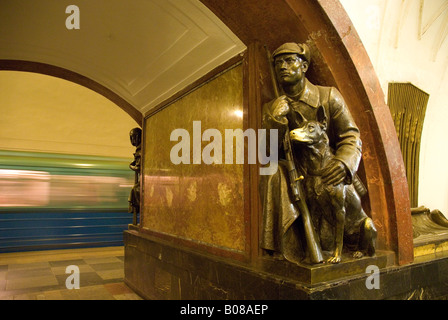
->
(0, 150, 135, 253)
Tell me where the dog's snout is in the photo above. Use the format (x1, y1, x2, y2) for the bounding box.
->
(289, 127, 314, 144)
(290, 129, 302, 141)
(290, 130, 298, 138)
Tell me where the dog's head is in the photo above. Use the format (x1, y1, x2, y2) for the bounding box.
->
(290, 105, 328, 145)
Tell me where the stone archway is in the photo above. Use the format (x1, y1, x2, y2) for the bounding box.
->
(201, 0, 413, 265)
(0, 60, 142, 125)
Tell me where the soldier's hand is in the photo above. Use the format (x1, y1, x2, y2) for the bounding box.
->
(321, 159, 347, 186)
(271, 95, 290, 120)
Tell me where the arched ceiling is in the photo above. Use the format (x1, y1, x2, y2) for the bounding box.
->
(0, 0, 246, 117)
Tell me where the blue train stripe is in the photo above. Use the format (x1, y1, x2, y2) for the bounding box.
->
(0, 211, 135, 253)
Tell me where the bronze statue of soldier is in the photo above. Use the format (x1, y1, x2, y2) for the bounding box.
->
(128, 127, 142, 226)
(260, 42, 376, 264)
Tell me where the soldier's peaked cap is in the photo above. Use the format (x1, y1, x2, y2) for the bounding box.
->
(272, 42, 311, 63)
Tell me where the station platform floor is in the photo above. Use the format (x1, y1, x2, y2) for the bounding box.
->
(0, 246, 143, 300)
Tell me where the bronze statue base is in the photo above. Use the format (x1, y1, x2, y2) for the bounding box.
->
(124, 230, 448, 299)
(260, 250, 395, 285)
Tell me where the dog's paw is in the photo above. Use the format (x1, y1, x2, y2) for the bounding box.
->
(353, 251, 364, 259)
(327, 255, 342, 264)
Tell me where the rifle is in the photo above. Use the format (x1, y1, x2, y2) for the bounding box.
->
(265, 46, 323, 264)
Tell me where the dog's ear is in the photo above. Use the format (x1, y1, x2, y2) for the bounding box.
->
(316, 105, 328, 129)
(296, 111, 307, 126)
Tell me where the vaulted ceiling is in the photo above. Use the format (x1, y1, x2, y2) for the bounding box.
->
(0, 0, 246, 117)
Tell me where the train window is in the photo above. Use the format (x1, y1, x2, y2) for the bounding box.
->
(49, 174, 130, 207)
(0, 169, 132, 209)
(0, 169, 50, 207)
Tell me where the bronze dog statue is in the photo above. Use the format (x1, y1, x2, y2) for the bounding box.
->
(289, 106, 376, 263)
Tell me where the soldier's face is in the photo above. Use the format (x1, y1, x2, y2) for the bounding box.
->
(274, 54, 307, 85)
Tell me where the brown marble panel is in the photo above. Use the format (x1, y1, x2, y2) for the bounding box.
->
(142, 64, 245, 252)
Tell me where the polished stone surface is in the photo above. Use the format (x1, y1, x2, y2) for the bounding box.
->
(142, 64, 245, 252)
(0, 247, 142, 300)
(260, 250, 395, 284)
(125, 230, 448, 300)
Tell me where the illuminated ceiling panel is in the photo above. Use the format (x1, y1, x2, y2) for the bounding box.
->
(0, 0, 246, 115)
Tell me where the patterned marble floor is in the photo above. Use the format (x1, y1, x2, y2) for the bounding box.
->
(0, 246, 142, 300)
